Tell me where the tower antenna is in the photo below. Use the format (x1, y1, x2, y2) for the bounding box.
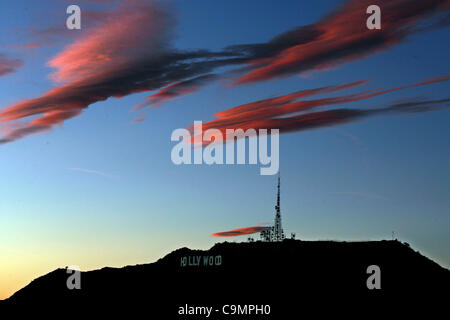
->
(259, 172, 286, 242)
(273, 173, 285, 241)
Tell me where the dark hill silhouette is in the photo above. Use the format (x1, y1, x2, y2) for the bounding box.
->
(1, 239, 449, 316)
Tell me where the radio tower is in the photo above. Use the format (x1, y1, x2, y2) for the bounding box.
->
(259, 173, 286, 242)
(273, 173, 285, 241)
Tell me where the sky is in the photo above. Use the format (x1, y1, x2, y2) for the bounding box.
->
(0, 0, 449, 299)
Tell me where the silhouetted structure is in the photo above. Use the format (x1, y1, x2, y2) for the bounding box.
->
(3, 240, 449, 316)
(261, 174, 285, 241)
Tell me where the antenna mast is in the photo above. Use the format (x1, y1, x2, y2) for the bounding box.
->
(273, 173, 285, 241)
(259, 173, 286, 242)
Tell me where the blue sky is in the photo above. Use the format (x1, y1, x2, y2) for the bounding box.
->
(0, 0, 449, 299)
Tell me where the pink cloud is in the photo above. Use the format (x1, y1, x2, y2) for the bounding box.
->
(133, 74, 217, 110)
(12, 43, 42, 50)
(211, 225, 271, 237)
(0, 54, 23, 76)
(48, 1, 172, 83)
(2, 0, 450, 144)
(188, 76, 450, 143)
(233, 0, 450, 84)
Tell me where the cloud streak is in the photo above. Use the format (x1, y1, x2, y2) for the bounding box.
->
(1, 0, 450, 144)
(48, 1, 173, 83)
(11, 43, 42, 50)
(190, 76, 450, 140)
(232, 0, 450, 84)
(0, 54, 23, 77)
(133, 74, 218, 110)
(0, 1, 240, 143)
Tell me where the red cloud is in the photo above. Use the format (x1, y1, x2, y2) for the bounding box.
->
(133, 74, 217, 110)
(211, 226, 271, 237)
(200, 98, 450, 142)
(48, 2, 171, 83)
(0, 54, 22, 76)
(214, 80, 368, 119)
(12, 43, 42, 50)
(0, 1, 231, 143)
(189, 75, 450, 141)
(233, 0, 450, 84)
(1, 0, 450, 144)
(0, 1, 175, 143)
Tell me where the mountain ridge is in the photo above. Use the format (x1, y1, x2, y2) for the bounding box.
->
(2, 239, 449, 316)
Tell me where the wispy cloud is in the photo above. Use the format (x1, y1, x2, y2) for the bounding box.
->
(11, 43, 42, 51)
(231, 0, 450, 84)
(1, 0, 450, 144)
(0, 54, 22, 76)
(133, 74, 218, 110)
(188, 76, 450, 141)
(211, 225, 271, 237)
(132, 117, 145, 123)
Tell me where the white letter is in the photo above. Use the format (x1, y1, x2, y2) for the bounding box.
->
(193, 121, 203, 164)
(366, 265, 381, 289)
(171, 129, 191, 164)
(203, 129, 224, 165)
(66, 5, 81, 30)
(366, 5, 381, 30)
(66, 265, 81, 289)
(259, 129, 279, 175)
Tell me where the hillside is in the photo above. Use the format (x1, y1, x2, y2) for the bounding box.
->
(1, 239, 449, 316)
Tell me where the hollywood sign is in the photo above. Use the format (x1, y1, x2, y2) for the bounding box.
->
(180, 255, 222, 267)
